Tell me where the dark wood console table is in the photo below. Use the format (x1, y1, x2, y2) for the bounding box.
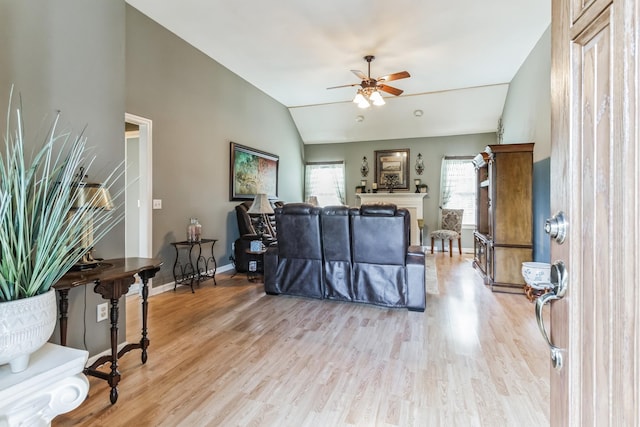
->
(54, 257, 162, 404)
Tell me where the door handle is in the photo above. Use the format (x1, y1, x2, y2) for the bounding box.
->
(535, 260, 568, 370)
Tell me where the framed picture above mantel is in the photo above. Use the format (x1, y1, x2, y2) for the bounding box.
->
(229, 142, 279, 201)
(374, 148, 410, 191)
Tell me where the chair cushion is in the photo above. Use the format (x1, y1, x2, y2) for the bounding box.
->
(430, 229, 460, 240)
(441, 209, 463, 233)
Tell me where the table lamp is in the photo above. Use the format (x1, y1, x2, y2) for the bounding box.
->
(70, 181, 114, 270)
(248, 193, 274, 239)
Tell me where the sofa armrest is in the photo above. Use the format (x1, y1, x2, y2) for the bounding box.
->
(406, 245, 426, 311)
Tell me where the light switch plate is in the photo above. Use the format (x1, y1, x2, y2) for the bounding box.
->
(152, 199, 162, 209)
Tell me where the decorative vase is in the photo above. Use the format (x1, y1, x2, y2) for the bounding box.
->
(0, 289, 57, 373)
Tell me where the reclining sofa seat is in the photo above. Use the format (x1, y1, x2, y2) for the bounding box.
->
(321, 206, 353, 301)
(264, 203, 324, 299)
(349, 204, 425, 311)
(265, 203, 426, 312)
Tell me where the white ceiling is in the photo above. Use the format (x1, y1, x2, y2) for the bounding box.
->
(125, 0, 550, 144)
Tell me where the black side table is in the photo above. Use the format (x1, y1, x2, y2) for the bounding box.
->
(170, 238, 218, 292)
(245, 248, 266, 282)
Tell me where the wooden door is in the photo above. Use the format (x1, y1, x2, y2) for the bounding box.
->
(549, 0, 639, 425)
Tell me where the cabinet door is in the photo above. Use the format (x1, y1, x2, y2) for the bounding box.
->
(473, 236, 484, 274)
(492, 246, 530, 285)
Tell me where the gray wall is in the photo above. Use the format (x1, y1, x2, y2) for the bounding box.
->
(304, 133, 494, 249)
(501, 26, 551, 262)
(126, 6, 305, 286)
(0, 0, 126, 353)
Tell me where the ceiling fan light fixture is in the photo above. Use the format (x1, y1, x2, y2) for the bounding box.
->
(328, 56, 410, 108)
(353, 90, 367, 105)
(370, 90, 385, 106)
(354, 90, 370, 108)
(357, 99, 370, 109)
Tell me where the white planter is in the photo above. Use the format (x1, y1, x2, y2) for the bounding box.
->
(0, 289, 57, 373)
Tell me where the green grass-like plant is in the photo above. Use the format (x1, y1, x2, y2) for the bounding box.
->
(0, 91, 124, 301)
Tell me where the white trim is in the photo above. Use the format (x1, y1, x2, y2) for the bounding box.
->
(148, 263, 236, 297)
(125, 113, 153, 261)
(86, 342, 129, 367)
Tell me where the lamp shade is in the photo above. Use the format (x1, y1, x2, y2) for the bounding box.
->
(247, 193, 274, 214)
(71, 183, 114, 210)
(306, 196, 319, 206)
(369, 90, 385, 106)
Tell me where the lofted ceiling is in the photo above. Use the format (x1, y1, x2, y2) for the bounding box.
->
(125, 1, 550, 145)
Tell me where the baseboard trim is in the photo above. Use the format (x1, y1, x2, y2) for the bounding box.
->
(86, 342, 130, 367)
(425, 246, 474, 254)
(148, 262, 235, 297)
(89, 263, 239, 361)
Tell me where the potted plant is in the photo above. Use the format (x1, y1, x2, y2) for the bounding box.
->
(0, 90, 123, 373)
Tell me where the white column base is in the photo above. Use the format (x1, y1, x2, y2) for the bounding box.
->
(0, 343, 89, 427)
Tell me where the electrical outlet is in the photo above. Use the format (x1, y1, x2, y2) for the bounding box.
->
(97, 302, 108, 322)
(152, 199, 162, 209)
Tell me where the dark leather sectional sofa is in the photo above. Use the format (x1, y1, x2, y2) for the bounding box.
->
(264, 203, 426, 311)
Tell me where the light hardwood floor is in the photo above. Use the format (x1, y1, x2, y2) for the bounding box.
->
(54, 254, 550, 426)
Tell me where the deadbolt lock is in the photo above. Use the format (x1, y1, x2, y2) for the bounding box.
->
(545, 211, 567, 244)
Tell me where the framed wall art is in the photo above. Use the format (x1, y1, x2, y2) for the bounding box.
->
(374, 148, 410, 191)
(229, 142, 279, 201)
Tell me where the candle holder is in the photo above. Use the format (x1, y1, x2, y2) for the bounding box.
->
(414, 179, 421, 193)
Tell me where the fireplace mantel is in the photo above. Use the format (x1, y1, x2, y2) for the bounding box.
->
(356, 193, 428, 246)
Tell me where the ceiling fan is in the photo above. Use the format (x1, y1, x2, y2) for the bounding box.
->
(327, 55, 410, 107)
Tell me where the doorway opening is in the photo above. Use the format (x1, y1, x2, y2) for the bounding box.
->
(124, 113, 153, 292)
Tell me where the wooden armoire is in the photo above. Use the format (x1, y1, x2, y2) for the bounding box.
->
(472, 143, 534, 293)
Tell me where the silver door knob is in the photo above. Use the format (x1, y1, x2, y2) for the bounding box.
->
(545, 211, 567, 244)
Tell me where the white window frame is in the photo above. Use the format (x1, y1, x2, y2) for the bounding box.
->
(438, 156, 476, 227)
(304, 161, 346, 207)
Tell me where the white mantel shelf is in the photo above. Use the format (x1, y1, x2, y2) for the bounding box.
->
(356, 193, 428, 246)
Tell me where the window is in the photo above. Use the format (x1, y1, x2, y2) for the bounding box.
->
(304, 162, 345, 206)
(439, 156, 476, 226)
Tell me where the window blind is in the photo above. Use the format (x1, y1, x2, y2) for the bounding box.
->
(438, 157, 476, 226)
(304, 162, 345, 206)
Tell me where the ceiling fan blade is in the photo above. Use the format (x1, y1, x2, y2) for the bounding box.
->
(327, 83, 359, 90)
(378, 71, 411, 82)
(351, 70, 368, 80)
(378, 84, 404, 96)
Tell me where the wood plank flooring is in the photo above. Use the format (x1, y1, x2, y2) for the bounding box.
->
(53, 254, 550, 426)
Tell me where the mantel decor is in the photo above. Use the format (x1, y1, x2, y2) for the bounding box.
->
(360, 156, 369, 177)
(374, 148, 410, 191)
(229, 142, 279, 201)
(415, 153, 425, 175)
